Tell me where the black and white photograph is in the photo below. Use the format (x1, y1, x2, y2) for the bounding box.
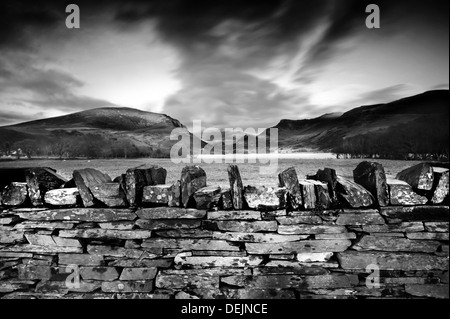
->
(0, 0, 448, 307)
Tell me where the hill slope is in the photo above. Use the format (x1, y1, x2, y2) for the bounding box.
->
(0, 107, 197, 158)
(269, 90, 449, 155)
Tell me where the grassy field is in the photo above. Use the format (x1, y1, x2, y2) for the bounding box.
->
(0, 157, 422, 188)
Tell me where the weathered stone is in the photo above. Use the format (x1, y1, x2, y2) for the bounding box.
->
(431, 169, 449, 204)
(311, 168, 339, 204)
(228, 165, 244, 210)
(336, 210, 385, 226)
(219, 189, 233, 210)
(0, 230, 24, 244)
(0, 252, 32, 258)
(243, 186, 286, 211)
(136, 219, 201, 230)
(363, 222, 425, 233)
(136, 207, 206, 220)
(191, 250, 247, 257)
(87, 245, 156, 259)
(168, 181, 181, 207)
(278, 167, 303, 210)
(269, 254, 296, 260)
(142, 239, 240, 251)
(1, 183, 28, 207)
(315, 233, 357, 240)
(0, 245, 82, 254)
(424, 222, 449, 232)
(297, 252, 333, 262)
(380, 206, 449, 222)
(14, 221, 75, 230)
(73, 168, 112, 207)
(298, 180, 316, 210)
(108, 259, 172, 268)
(101, 280, 154, 293)
(253, 265, 330, 275)
(309, 180, 333, 209)
(44, 188, 79, 206)
(155, 229, 213, 238)
(278, 225, 346, 235)
(67, 280, 102, 293)
(24, 168, 67, 206)
(407, 233, 449, 241)
(25, 233, 55, 246)
(125, 165, 167, 207)
(246, 240, 352, 254)
(90, 183, 127, 207)
(18, 265, 52, 280)
(335, 177, 374, 208)
(205, 220, 278, 233)
(14, 208, 136, 222)
(174, 253, 263, 268)
(99, 221, 134, 230)
(193, 186, 221, 209)
(354, 236, 440, 253)
(142, 184, 171, 205)
(405, 284, 449, 299)
(0, 280, 35, 293)
(59, 254, 104, 266)
(80, 267, 119, 281)
(337, 251, 449, 271)
(180, 165, 206, 208)
(118, 268, 158, 281)
(0, 216, 19, 225)
(396, 163, 434, 191)
(387, 178, 428, 206)
(276, 215, 322, 225)
(59, 229, 152, 240)
(207, 211, 261, 221)
(156, 274, 219, 289)
(213, 232, 307, 243)
(353, 161, 389, 206)
(224, 288, 296, 299)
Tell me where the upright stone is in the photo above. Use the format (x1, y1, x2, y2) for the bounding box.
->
(353, 161, 389, 207)
(278, 167, 303, 210)
(125, 165, 167, 207)
(90, 183, 127, 207)
(244, 186, 286, 211)
(228, 165, 244, 210)
(335, 177, 374, 208)
(168, 181, 181, 207)
(396, 163, 434, 191)
(312, 168, 339, 204)
(387, 179, 428, 206)
(73, 169, 112, 207)
(309, 180, 332, 209)
(25, 168, 67, 207)
(299, 180, 316, 210)
(431, 168, 449, 204)
(193, 186, 221, 210)
(1, 183, 28, 207)
(44, 188, 79, 206)
(180, 166, 206, 208)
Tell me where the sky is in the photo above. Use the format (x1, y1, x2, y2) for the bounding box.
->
(0, 0, 448, 129)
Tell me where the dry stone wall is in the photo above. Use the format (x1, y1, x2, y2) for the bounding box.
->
(0, 161, 448, 299)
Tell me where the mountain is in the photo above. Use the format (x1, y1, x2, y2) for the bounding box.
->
(0, 107, 198, 158)
(269, 90, 449, 155)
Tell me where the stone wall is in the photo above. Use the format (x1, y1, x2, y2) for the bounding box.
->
(0, 162, 448, 299)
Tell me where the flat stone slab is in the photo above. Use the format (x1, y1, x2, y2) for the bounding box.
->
(87, 245, 156, 259)
(155, 229, 214, 238)
(207, 211, 261, 221)
(136, 207, 206, 220)
(141, 239, 240, 251)
(243, 186, 286, 211)
(58, 254, 104, 266)
(174, 253, 263, 268)
(14, 208, 136, 222)
(101, 281, 154, 293)
(380, 206, 449, 222)
(119, 268, 158, 281)
(337, 251, 449, 271)
(142, 184, 172, 205)
(135, 219, 201, 230)
(0, 245, 82, 254)
(213, 232, 308, 243)
(193, 186, 221, 210)
(205, 220, 278, 233)
(246, 240, 352, 254)
(353, 236, 440, 253)
(276, 215, 323, 225)
(59, 229, 152, 240)
(277, 225, 347, 235)
(14, 221, 75, 230)
(336, 210, 385, 226)
(80, 267, 119, 281)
